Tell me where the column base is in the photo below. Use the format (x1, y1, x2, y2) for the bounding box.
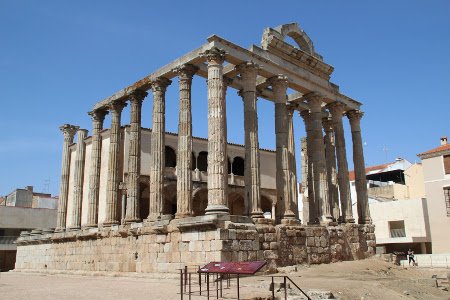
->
(358, 217, 372, 225)
(175, 212, 192, 219)
(205, 204, 229, 215)
(54, 227, 65, 233)
(67, 226, 81, 231)
(250, 210, 264, 219)
(319, 215, 333, 226)
(102, 220, 119, 227)
(281, 218, 301, 225)
(82, 224, 98, 229)
(123, 218, 141, 224)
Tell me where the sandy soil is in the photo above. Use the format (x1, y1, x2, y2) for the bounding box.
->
(1, 258, 449, 299)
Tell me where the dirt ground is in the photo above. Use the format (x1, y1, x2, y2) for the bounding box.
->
(1, 258, 449, 299)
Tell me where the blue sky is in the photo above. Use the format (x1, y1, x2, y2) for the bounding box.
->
(1, 1, 449, 196)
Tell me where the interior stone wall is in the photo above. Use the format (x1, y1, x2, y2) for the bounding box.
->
(15, 217, 375, 274)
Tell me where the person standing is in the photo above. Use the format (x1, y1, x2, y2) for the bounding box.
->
(408, 249, 416, 266)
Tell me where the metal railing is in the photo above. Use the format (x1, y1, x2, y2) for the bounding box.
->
(0, 236, 18, 244)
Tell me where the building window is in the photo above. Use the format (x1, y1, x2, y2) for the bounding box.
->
(444, 187, 450, 216)
(444, 155, 450, 174)
(389, 220, 406, 238)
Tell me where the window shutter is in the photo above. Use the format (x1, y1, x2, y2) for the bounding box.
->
(444, 155, 450, 174)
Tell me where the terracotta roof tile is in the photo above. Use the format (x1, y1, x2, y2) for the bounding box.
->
(348, 162, 392, 181)
(417, 144, 450, 157)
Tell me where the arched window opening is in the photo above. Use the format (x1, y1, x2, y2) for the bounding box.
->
(197, 151, 208, 172)
(232, 156, 245, 176)
(165, 146, 176, 168)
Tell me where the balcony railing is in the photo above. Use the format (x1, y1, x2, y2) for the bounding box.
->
(390, 229, 406, 238)
(0, 236, 18, 244)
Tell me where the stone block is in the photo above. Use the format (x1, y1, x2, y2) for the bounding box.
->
(264, 233, 277, 242)
(239, 240, 254, 251)
(264, 250, 278, 260)
(270, 242, 279, 250)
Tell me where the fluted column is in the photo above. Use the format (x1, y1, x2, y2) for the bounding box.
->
(124, 90, 147, 223)
(202, 47, 229, 215)
(55, 124, 79, 232)
(347, 110, 371, 224)
(287, 106, 299, 220)
(323, 118, 340, 221)
(300, 110, 317, 224)
(175, 64, 197, 218)
(269, 75, 295, 221)
(236, 62, 263, 218)
(104, 101, 127, 226)
(85, 109, 107, 228)
(305, 93, 332, 224)
(68, 129, 88, 230)
(300, 137, 310, 223)
(328, 102, 354, 223)
(148, 77, 172, 220)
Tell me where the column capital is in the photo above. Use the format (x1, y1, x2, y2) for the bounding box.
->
(327, 101, 346, 114)
(108, 100, 127, 113)
(201, 47, 226, 65)
(88, 109, 108, 123)
(174, 64, 198, 80)
(60, 124, 79, 141)
(346, 109, 364, 122)
(235, 61, 259, 77)
(129, 89, 148, 103)
(299, 109, 310, 119)
(304, 92, 323, 112)
(267, 74, 289, 89)
(150, 77, 172, 93)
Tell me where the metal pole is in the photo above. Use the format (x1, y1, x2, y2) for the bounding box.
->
(207, 273, 210, 300)
(237, 274, 240, 300)
(272, 276, 275, 299)
(284, 276, 287, 300)
(189, 273, 191, 300)
(199, 267, 202, 296)
(220, 274, 223, 298)
(180, 269, 183, 300)
(216, 274, 219, 299)
(185, 266, 188, 293)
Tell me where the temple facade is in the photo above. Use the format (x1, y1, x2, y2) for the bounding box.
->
(15, 23, 375, 273)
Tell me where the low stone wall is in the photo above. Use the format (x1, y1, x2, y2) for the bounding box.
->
(15, 215, 375, 274)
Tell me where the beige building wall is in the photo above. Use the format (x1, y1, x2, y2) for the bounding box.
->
(404, 164, 426, 199)
(81, 142, 92, 226)
(97, 133, 110, 224)
(422, 155, 450, 253)
(369, 198, 429, 244)
(65, 148, 76, 227)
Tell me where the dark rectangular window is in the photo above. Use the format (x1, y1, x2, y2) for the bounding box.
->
(444, 187, 450, 216)
(444, 155, 450, 174)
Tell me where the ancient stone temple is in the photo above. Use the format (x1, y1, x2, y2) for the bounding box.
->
(15, 23, 375, 273)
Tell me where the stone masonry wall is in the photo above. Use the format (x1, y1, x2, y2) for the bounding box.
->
(15, 218, 375, 274)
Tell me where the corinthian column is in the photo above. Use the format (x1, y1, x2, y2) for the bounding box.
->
(287, 106, 299, 220)
(68, 129, 88, 230)
(174, 64, 197, 219)
(323, 118, 340, 221)
(328, 102, 354, 223)
(125, 90, 147, 223)
(202, 47, 229, 215)
(85, 109, 108, 228)
(104, 101, 127, 226)
(305, 93, 332, 224)
(269, 75, 295, 221)
(236, 62, 263, 218)
(55, 124, 79, 232)
(148, 77, 172, 220)
(347, 110, 371, 224)
(300, 110, 317, 224)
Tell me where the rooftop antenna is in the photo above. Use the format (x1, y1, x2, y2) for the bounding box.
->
(43, 178, 50, 194)
(382, 144, 389, 162)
